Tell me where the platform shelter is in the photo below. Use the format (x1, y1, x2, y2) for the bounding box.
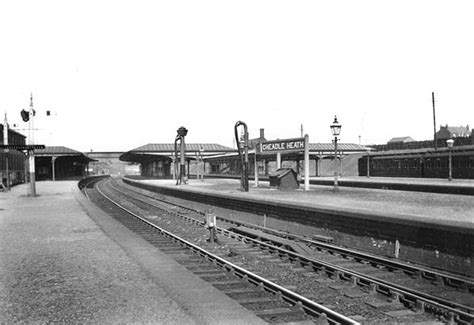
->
(34, 146, 96, 181)
(120, 143, 235, 178)
(205, 142, 369, 178)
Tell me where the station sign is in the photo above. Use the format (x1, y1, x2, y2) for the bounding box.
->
(259, 137, 305, 154)
(0, 144, 45, 151)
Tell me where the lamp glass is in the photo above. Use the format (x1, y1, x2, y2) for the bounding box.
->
(330, 116, 341, 136)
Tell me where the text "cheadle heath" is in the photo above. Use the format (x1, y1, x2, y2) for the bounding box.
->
(261, 140, 305, 152)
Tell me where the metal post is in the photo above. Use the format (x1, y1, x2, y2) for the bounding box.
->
(198, 147, 204, 180)
(330, 116, 341, 191)
(432, 92, 437, 150)
(180, 137, 185, 183)
(366, 149, 370, 178)
(334, 137, 338, 191)
(244, 130, 249, 191)
(176, 127, 188, 185)
(234, 121, 249, 192)
(448, 148, 452, 181)
(304, 134, 309, 191)
(174, 136, 179, 181)
(254, 151, 259, 187)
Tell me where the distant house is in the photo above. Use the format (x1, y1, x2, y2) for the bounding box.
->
(436, 125, 471, 139)
(387, 136, 415, 144)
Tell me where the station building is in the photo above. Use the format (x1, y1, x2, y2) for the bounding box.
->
(1, 124, 27, 186)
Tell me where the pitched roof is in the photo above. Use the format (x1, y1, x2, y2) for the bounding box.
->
(34, 146, 96, 161)
(446, 126, 471, 137)
(35, 146, 84, 155)
(129, 143, 235, 153)
(307, 143, 368, 152)
(388, 136, 415, 143)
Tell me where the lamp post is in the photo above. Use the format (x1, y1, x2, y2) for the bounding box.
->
(176, 126, 188, 185)
(447, 139, 454, 181)
(199, 146, 204, 180)
(330, 116, 341, 191)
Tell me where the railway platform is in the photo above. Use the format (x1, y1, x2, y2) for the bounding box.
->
(0, 181, 265, 324)
(308, 176, 474, 195)
(207, 174, 474, 195)
(134, 177, 474, 228)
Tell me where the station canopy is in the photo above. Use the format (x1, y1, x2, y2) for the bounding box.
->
(120, 143, 235, 163)
(204, 142, 369, 162)
(34, 146, 96, 162)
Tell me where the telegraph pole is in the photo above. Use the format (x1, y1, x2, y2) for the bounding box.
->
(28, 94, 36, 196)
(432, 92, 437, 150)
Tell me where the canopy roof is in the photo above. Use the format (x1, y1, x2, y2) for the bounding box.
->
(34, 146, 96, 162)
(120, 143, 235, 163)
(129, 143, 234, 153)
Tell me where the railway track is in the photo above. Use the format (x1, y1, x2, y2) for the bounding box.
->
(86, 177, 473, 324)
(86, 178, 355, 324)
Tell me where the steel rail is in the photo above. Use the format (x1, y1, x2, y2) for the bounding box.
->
(112, 179, 474, 291)
(218, 228, 474, 324)
(221, 217, 474, 288)
(96, 180, 359, 325)
(108, 179, 474, 324)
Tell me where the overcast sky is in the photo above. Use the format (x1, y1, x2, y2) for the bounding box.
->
(1, 1, 473, 152)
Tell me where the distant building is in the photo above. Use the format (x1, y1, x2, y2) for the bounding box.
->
(387, 136, 415, 144)
(84, 151, 136, 176)
(436, 124, 471, 140)
(248, 128, 267, 149)
(1, 124, 27, 186)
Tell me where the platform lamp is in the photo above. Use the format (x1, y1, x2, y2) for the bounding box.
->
(177, 126, 188, 185)
(447, 138, 454, 181)
(330, 116, 341, 191)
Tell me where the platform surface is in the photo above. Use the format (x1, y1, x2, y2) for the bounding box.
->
(0, 181, 265, 324)
(138, 177, 474, 229)
(312, 175, 474, 187)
